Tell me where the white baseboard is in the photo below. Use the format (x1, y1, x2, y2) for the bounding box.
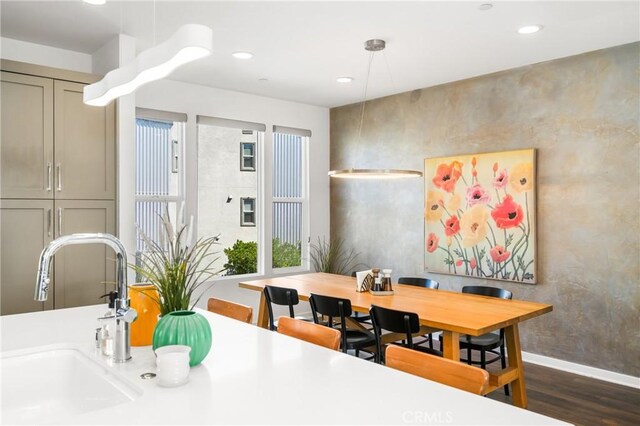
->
(521, 351, 640, 389)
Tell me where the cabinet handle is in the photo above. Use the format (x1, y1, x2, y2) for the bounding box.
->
(46, 163, 52, 192)
(47, 209, 52, 237)
(57, 207, 62, 237)
(56, 163, 62, 192)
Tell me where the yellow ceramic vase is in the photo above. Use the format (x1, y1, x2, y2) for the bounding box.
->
(129, 283, 160, 346)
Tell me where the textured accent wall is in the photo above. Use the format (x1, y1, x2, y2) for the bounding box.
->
(330, 43, 639, 376)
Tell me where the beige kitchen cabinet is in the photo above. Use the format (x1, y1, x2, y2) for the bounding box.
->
(53, 200, 116, 309)
(0, 61, 118, 315)
(0, 200, 54, 315)
(54, 80, 115, 200)
(0, 199, 116, 314)
(0, 72, 54, 199)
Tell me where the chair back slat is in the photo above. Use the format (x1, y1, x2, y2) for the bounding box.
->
(207, 297, 253, 324)
(462, 285, 512, 300)
(398, 277, 439, 289)
(276, 316, 341, 350)
(386, 345, 489, 395)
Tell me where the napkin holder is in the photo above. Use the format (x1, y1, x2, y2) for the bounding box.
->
(356, 270, 373, 292)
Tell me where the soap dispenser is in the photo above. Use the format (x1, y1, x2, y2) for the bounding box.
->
(98, 291, 118, 356)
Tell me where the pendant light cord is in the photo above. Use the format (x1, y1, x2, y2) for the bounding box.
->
(356, 51, 375, 145)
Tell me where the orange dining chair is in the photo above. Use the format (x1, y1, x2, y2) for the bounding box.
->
(276, 316, 341, 350)
(385, 345, 490, 395)
(207, 297, 253, 324)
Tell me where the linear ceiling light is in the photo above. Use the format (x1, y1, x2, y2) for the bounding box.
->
(84, 24, 212, 106)
(328, 39, 423, 180)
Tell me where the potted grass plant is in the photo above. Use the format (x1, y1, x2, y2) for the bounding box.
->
(130, 210, 223, 366)
(309, 237, 363, 275)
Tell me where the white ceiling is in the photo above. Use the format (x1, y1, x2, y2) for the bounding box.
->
(1, 1, 638, 107)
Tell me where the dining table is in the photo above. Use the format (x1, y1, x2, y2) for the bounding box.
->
(239, 272, 553, 409)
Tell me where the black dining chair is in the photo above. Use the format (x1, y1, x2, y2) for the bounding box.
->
(309, 293, 376, 359)
(263, 285, 310, 331)
(397, 277, 439, 349)
(369, 304, 442, 364)
(459, 285, 512, 396)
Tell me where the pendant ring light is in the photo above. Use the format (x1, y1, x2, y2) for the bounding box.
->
(328, 39, 422, 179)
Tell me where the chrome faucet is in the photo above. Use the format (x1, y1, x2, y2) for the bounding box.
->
(35, 233, 137, 362)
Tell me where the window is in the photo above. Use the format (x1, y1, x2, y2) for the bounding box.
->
(241, 197, 256, 226)
(134, 109, 186, 256)
(196, 115, 265, 276)
(272, 126, 310, 270)
(240, 142, 256, 171)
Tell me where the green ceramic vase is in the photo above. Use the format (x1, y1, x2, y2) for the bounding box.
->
(152, 310, 212, 366)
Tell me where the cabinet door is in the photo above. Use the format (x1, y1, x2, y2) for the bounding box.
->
(54, 80, 115, 200)
(0, 200, 54, 315)
(0, 72, 54, 199)
(53, 200, 116, 309)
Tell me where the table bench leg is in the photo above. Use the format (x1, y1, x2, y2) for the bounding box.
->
(441, 331, 460, 361)
(257, 292, 269, 329)
(505, 323, 528, 408)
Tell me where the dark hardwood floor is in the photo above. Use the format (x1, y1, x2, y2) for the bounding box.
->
(487, 362, 640, 426)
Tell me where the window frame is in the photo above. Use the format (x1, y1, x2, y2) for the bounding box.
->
(271, 131, 310, 273)
(134, 116, 186, 255)
(240, 197, 256, 227)
(240, 142, 256, 171)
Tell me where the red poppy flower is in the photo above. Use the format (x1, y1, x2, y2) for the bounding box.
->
(470, 258, 477, 269)
(490, 245, 510, 263)
(426, 233, 439, 253)
(444, 216, 460, 237)
(432, 161, 463, 193)
(491, 195, 524, 229)
(455, 259, 463, 267)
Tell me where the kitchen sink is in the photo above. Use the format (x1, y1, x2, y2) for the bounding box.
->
(1, 345, 141, 424)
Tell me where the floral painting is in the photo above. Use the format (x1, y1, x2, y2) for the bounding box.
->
(424, 149, 536, 284)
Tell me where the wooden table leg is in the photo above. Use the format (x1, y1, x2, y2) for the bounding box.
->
(256, 292, 269, 329)
(505, 323, 528, 408)
(441, 330, 460, 361)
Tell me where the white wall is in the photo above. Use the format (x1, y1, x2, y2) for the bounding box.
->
(0, 37, 92, 73)
(136, 79, 330, 316)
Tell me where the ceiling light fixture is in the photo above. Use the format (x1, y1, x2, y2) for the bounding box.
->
(517, 25, 543, 34)
(232, 51, 254, 59)
(83, 24, 212, 106)
(83, 0, 106, 5)
(328, 39, 423, 180)
(336, 76, 354, 83)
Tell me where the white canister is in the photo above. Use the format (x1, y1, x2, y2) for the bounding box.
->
(155, 345, 191, 387)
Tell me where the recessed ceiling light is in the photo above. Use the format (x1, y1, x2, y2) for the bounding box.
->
(518, 25, 543, 34)
(336, 77, 354, 83)
(478, 4, 493, 11)
(232, 51, 254, 60)
(83, 0, 106, 5)
(258, 78, 269, 82)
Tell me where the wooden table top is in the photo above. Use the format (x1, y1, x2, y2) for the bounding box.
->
(239, 272, 553, 336)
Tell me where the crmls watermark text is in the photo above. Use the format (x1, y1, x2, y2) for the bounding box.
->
(402, 411, 454, 424)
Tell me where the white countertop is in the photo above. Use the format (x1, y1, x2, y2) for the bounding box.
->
(0, 305, 569, 425)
